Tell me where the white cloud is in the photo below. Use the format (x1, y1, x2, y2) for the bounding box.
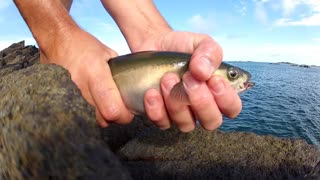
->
(254, 0, 320, 26)
(95, 32, 130, 55)
(275, 0, 320, 26)
(255, 2, 268, 24)
(312, 37, 320, 43)
(236, 0, 248, 16)
(282, 0, 301, 16)
(0, 0, 10, 10)
(188, 14, 216, 33)
(83, 20, 129, 55)
(72, 16, 120, 34)
(275, 13, 320, 26)
(106, 40, 130, 55)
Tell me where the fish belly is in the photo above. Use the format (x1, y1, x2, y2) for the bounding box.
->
(113, 65, 177, 114)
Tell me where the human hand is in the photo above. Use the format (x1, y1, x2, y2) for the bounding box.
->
(40, 29, 133, 128)
(133, 31, 242, 132)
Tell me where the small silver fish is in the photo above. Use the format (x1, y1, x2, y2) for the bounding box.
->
(108, 51, 254, 114)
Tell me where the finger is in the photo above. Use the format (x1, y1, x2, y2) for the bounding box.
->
(182, 72, 223, 131)
(88, 61, 134, 124)
(95, 108, 109, 128)
(161, 73, 196, 132)
(70, 70, 95, 106)
(189, 36, 223, 81)
(144, 88, 170, 130)
(208, 76, 242, 119)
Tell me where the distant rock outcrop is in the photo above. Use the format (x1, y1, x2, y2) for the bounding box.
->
(274, 62, 312, 68)
(0, 41, 319, 180)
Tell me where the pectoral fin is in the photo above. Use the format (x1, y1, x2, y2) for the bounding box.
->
(169, 81, 191, 104)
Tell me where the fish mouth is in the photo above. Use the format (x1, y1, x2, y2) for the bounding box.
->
(244, 82, 254, 90)
(238, 81, 254, 93)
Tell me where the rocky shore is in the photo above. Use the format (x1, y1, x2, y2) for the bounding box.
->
(271, 62, 314, 68)
(0, 41, 319, 180)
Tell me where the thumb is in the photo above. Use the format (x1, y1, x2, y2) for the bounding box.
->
(189, 36, 223, 81)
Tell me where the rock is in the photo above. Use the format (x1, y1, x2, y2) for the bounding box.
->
(101, 115, 154, 152)
(1, 41, 320, 180)
(299, 64, 310, 68)
(0, 41, 25, 59)
(0, 40, 39, 77)
(303, 161, 320, 180)
(0, 64, 131, 179)
(118, 127, 320, 179)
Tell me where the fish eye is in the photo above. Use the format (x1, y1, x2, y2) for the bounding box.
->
(228, 68, 239, 80)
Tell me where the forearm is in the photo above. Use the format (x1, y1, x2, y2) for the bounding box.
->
(101, 0, 171, 51)
(14, 0, 78, 55)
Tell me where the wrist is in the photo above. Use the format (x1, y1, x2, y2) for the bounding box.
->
(101, 0, 172, 51)
(13, 0, 80, 62)
(40, 24, 80, 61)
(129, 24, 172, 52)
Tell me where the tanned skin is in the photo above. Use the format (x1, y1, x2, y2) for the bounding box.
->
(13, 0, 242, 132)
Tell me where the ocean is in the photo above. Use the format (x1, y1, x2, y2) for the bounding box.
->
(219, 62, 320, 147)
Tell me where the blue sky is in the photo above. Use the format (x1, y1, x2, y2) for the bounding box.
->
(0, 0, 319, 65)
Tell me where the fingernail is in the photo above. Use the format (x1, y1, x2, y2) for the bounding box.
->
(100, 121, 109, 128)
(183, 72, 200, 90)
(159, 125, 171, 130)
(199, 56, 214, 76)
(180, 124, 195, 133)
(211, 78, 225, 95)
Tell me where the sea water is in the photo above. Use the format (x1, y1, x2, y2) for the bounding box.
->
(220, 62, 320, 147)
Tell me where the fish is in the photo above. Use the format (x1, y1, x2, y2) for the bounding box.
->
(108, 51, 254, 115)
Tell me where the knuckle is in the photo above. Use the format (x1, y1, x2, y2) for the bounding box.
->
(168, 104, 188, 115)
(191, 93, 213, 110)
(199, 36, 223, 63)
(200, 34, 212, 41)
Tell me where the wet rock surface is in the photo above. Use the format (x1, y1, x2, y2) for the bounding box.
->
(0, 41, 319, 180)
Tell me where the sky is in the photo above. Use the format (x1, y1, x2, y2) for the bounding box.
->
(0, 0, 319, 65)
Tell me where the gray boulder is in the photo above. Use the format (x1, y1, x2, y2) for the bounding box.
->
(0, 45, 131, 179)
(118, 127, 320, 179)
